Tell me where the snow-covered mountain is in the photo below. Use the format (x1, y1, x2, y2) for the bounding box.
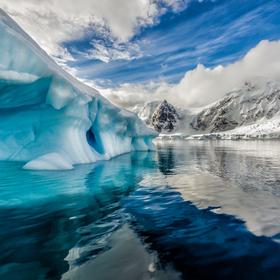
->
(134, 100, 162, 126)
(0, 9, 156, 170)
(135, 80, 280, 140)
(191, 81, 280, 133)
(134, 100, 193, 133)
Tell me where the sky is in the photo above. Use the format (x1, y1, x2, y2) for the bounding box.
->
(1, 0, 280, 108)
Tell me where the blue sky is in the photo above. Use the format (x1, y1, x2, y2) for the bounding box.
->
(3, 0, 280, 107)
(62, 0, 280, 87)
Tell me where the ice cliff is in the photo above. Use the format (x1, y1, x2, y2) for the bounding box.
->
(0, 9, 156, 170)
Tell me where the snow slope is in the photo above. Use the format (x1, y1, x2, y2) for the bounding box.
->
(191, 80, 280, 133)
(0, 9, 156, 170)
(136, 100, 162, 126)
(185, 117, 280, 140)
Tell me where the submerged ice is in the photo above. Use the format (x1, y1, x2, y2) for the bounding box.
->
(0, 9, 156, 170)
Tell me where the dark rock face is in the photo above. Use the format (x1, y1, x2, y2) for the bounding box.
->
(191, 96, 239, 132)
(151, 100, 179, 132)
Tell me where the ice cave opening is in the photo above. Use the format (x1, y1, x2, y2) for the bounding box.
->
(86, 128, 105, 155)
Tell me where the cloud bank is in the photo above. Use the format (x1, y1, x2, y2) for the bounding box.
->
(100, 40, 280, 109)
(0, 0, 189, 61)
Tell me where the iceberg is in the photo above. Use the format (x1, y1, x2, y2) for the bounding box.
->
(0, 9, 156, 170)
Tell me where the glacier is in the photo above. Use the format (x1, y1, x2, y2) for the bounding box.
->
(0, 9, 156, 170)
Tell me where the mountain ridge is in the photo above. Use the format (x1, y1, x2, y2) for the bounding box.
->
(133, 80, 280, 139)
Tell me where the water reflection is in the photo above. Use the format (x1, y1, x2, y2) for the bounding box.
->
(0, 152, 160, 280)
(1, 141, 280, 279)
(157, 145, 176, 175)
(153, 141, 280, 237)
(63, 224, 181, 280)
(124, 185, 280, 280)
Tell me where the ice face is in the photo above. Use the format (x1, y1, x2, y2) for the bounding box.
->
(0, 9, 156, 170)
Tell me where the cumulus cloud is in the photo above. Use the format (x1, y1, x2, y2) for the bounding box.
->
(100, 40, 280, 109)
(97, 81, 171, 108)
(0, 0, 188, 61)
(175, 40, 280, 107)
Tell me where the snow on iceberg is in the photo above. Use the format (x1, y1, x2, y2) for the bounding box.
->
(0, 9, 156, 170)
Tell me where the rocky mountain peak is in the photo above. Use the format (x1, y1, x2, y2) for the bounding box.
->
(151, 100, 179, 132)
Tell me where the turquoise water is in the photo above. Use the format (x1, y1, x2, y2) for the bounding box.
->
(1, 141, 280, 279)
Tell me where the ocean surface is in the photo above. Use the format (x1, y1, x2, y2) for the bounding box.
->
(1, 141, 280, 280)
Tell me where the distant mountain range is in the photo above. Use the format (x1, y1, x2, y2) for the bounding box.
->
(133, 80, 280, 139)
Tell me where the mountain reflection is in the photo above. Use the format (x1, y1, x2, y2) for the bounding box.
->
(157, 145, 176, 175)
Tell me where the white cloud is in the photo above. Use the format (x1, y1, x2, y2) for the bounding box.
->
(162, 0, 190, 12)
(175, 40, 280, 107)
(85, 40, 142, 63)
(100, 40, 280, 109)
(0, 0, 159, 59)
(0, 0, 189, 62)
(98, 81, 171, 108)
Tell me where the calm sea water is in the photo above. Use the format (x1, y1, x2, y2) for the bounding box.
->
(1, 141, 280, 280)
